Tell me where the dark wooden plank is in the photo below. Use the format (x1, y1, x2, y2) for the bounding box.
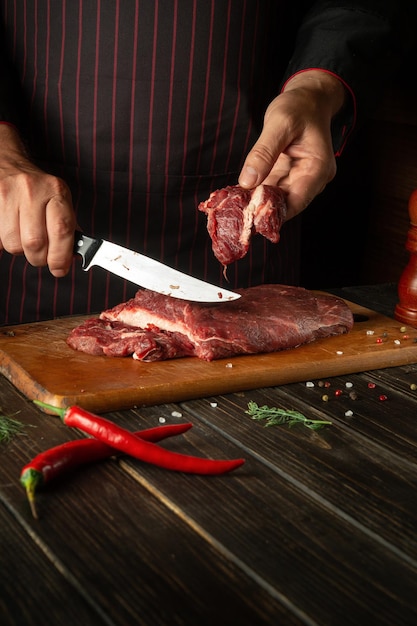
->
(179, 382, 417, 564)
(0, 501, 107, 626)
(1, 473, 300, 626)
(3, 357, 417, 625)
(101, 406, 417, 625)
(0, 383, 303, 626)
(283, 368, 417, 463)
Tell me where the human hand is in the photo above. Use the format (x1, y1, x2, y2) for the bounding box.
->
(0, 124, 76, 277)
(238, 70, 346, 220)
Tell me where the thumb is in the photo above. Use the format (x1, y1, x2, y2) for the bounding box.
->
(238, 123, 289, 189)
(238, 141, 277, 189)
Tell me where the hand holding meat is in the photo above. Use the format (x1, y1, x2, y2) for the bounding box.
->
(238, 70, 346, 220)
(198, 184, 287, 268)
(0, 124, 76, 277)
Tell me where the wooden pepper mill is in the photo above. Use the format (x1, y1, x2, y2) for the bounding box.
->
(395, 189, 417, 326)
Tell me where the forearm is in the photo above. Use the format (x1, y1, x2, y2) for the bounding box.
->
(281, 68, 351, 156)
(282, 70, 346, 119)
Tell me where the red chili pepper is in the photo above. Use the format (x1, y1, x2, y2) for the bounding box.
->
(35, 400, 245, 475)
(21, 422, 193, 519)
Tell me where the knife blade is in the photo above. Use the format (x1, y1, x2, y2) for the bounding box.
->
(74, 232, 240, 302)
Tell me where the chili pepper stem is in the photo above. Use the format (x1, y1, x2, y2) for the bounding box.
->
(34, 400, 67, 419)
(21, 468, 43, 520)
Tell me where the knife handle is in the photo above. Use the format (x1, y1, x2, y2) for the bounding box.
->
(73, 231, 103, 269)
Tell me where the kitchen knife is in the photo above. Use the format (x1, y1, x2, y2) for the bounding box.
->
(74, 232, 241, 302)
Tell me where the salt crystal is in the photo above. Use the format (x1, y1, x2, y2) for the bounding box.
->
(336, 351, 344, 355)
(159, 417, 166, 424)
(171, 411, 182, 418)
(345, 382, 353, 388)
(210, 402, 218, 408)
(366, 330, 375, 335)
(345, 410, 353, 417)
(226, 362, 233, 368)
(394, 339, 401, 345)
(306, 381, 315, 387)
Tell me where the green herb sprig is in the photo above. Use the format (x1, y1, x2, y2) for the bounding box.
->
(0, 412, 25, 443)
(246, 401, 331, 431)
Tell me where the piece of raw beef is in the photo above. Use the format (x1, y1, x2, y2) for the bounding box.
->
(198, 184, 287, 266)
(67, 285, 354, 362)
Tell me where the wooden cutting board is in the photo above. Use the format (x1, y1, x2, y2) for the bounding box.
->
(1, 297, 417, 413)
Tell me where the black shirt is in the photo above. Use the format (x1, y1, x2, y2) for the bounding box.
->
(0, 0, 412, 324)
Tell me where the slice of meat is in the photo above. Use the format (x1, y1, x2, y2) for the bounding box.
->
(67, 285, 353, 362)
(198, 184, 287, 266)
(66, 318, 196, 361)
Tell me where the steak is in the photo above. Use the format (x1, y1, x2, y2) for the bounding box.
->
(67, 285, 354, 362)
(198, 184, 287, 266)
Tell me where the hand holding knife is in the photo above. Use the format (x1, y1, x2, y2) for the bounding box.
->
(73, 231, 240, 303)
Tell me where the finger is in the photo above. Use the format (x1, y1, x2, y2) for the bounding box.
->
(45, 193, 76, 277)
(238, 134, 285, 189)
(282, 173, 328, 220)
(19, 216, 49, 266)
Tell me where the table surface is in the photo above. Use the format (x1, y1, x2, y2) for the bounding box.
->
(2, 283, 417, 626)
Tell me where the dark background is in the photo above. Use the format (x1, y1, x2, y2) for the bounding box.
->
(300, 44, 417, 290)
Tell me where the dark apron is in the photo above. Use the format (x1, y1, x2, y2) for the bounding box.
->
(0, 0, 302, 324)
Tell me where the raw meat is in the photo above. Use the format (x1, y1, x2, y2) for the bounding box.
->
(65, 318, 195, 360)
(198, 184, 287, 266)
(67, 285, 354, 362)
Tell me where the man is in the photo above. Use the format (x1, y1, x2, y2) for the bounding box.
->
(0, 1, 413, 324)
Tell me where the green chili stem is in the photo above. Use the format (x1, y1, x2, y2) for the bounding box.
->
(34, 400, 67, 419)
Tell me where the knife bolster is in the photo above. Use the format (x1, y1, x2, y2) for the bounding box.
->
(74, 232, 103, 269)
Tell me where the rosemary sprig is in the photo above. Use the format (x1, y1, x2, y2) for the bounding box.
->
(0, 412, 25, 443)
(246, 401, 332, 431)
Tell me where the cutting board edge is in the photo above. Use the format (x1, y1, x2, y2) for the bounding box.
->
(21, 349, 417, 413)
(2, 296, 417, 413)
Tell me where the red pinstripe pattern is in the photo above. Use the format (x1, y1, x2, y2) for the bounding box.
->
(0, 0, 299, 325)
(74, 5, 82, 171)
(209, 2, 231, 176)
(127, 0, 139, 243)
(143, 1, 159, 254)
(57, 0, 66, 159)
(161, 0, 178, 262)
(176, 1, 197, 264)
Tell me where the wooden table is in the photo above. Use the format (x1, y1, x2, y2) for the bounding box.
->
(2, 283, 417, 626)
